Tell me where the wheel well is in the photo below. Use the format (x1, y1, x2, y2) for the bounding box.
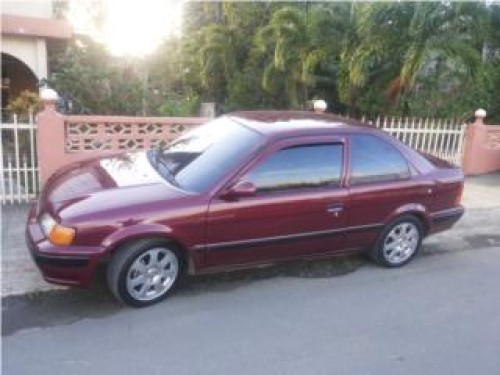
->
(405, 212, 429, 235)
(105, 235, 191, 270)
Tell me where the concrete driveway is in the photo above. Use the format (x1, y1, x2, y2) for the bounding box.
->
(2, 174, 500, 374)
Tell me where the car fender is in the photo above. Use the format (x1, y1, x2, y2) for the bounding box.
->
(101, 222, 181, 255)
(385, 203, 431, 231)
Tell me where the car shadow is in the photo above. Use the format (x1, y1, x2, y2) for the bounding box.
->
(2, 254, 365, 336)
(182, 254, 365, 296)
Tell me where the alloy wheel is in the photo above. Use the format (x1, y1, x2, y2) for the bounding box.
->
(126, 247, 179, 301)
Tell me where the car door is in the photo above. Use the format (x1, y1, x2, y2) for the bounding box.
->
(345, 134, 433, 250)
(203, 136, 349, 268)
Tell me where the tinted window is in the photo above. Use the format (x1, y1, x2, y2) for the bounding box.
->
(349, 135, 410, 185)
(245, 144, 343, 192)
(148, 118, 263, 192)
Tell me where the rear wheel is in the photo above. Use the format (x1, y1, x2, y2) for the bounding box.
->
(370, 215, 423, 267)
(107, 239, 184, 307)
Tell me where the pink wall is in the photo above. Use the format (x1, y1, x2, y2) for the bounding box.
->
(36, 100, 208, 184)
(462, 114, 500, 176)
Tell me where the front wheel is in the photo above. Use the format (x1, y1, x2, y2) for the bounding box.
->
(370, 216, 423, 267)
(107, 239, 183, 307)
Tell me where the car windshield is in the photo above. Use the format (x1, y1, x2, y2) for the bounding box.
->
(148, 118, 262, 193)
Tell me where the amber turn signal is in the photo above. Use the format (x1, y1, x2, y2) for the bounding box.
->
(49, 224, 75, 246)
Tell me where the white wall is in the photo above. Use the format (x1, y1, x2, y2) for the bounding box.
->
(2, 36, 47, 81)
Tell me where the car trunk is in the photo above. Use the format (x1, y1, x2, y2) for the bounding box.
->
(419, 152, 464, 211)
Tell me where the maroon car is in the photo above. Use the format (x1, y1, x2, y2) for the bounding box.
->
(26, 111, 464, 306)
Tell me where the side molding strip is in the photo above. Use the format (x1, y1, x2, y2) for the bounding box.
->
(193, 223, 383, 252)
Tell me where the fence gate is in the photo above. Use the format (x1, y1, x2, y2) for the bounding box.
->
(1, 114, 39, 204)
(367, 116, 467, 166)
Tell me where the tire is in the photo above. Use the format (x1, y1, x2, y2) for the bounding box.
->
(107, 238, 184, 307)
(370, 215, 423, 268)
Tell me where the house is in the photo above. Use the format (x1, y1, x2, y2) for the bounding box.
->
(1, 0, 72, 118)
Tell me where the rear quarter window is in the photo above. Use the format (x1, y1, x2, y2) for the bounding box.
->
(349, 134, 411, 185)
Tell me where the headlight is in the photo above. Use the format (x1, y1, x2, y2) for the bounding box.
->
(40, 213, 75, 246)
(40, 213, 56, 236)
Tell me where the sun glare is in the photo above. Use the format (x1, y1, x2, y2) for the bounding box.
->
(69, 0, 184, 57)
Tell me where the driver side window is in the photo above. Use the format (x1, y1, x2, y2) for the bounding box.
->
(243, 143, 343, 193)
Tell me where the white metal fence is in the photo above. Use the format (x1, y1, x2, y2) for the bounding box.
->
(364, 116, 467, 166)
(1, 114, 39, 204)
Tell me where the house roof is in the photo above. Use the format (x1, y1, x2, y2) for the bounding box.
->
(1, 14, 72, 39)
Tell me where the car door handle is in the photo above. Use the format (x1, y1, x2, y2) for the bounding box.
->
(326, 203, 344, 214)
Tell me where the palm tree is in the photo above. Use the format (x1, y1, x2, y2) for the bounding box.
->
(184, 3, 269, 108)
(345, 2, 487, 111)
(255, 7, 310, 108)
(256, 4, 353, 109)
(184, 24, 239, 104)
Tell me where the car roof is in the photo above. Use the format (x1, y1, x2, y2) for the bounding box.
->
(224, 111, 375, 138)
(222, 110, 435, 175)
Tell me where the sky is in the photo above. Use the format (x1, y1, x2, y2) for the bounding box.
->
(67, 0, 184, 57)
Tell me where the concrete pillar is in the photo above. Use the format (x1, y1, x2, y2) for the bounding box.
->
(200, 102, 216, 118)
(462, 109, 495, 175)
(35, 38, 48, 84)
(37, 88, 65, 184)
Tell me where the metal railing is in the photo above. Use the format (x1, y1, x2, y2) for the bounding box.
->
(363, 116, 467, 166)
(1, 114, 39, 204)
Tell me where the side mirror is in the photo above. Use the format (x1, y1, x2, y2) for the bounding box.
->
(220, 180, 257, 200)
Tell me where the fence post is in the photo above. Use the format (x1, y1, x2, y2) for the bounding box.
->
(200, 102, 216, 118)
(37, 88, 66, 185)
(462, 109, 487, 175)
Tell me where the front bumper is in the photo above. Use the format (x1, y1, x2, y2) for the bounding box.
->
(26, 204, 104, 287)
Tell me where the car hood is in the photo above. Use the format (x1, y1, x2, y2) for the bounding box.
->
(42, 152, 188, 221)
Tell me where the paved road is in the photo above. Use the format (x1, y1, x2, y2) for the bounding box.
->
(3, 207, 500, 375)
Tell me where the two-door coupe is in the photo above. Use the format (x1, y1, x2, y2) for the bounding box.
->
(26, 111, 464, 306)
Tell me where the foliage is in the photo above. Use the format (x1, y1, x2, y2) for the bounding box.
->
(48, 37, 143, 115)
(343, 2, 489, 117)
(50, 2, 500, 121)
(158, 93, 201, 116)
(6, 90, 42, 118)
